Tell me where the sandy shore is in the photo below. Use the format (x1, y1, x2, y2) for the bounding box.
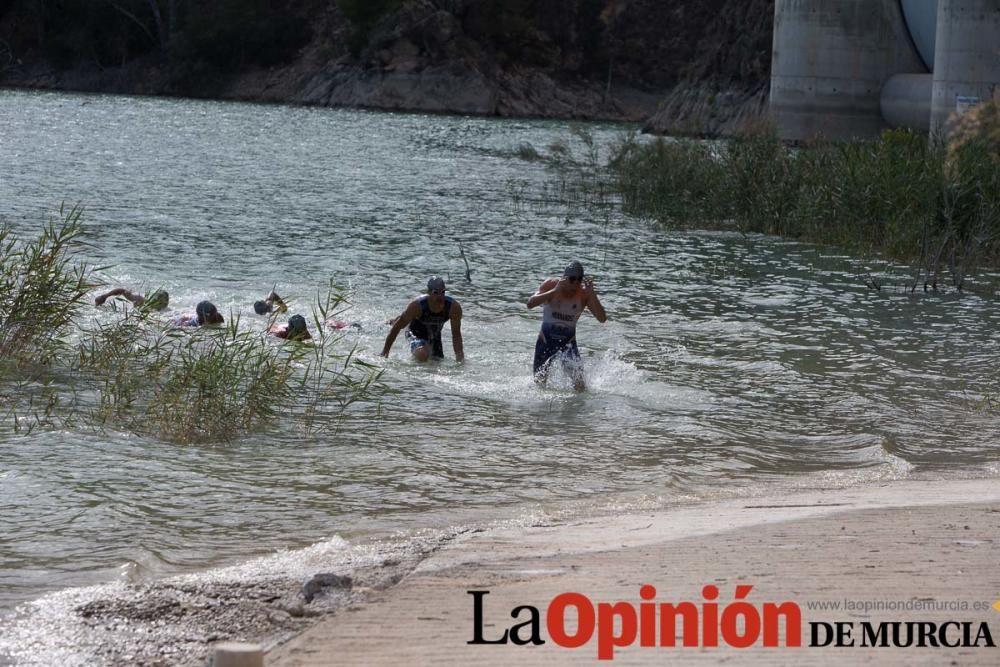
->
(267, 478, 1000, 666)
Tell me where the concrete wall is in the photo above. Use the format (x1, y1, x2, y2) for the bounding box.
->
(881, 73, 934, 131)
(770, 0, 927, 141)
(930, 0, 1000, 134)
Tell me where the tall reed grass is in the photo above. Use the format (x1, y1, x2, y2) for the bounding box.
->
(0, 205, 98, 362)
(0, 206, 100, 431)
(606, 120, 1000, 289)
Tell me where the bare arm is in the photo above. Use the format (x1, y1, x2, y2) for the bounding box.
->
(582, 277, 608, 322)
(381, 301, 421, 357)
(95, 287, 143, 306)
(450, 301, 464, 362)
(527, 278, 561, 309)
(266, 291, 288, 313)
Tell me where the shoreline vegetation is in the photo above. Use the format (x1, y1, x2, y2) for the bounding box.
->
(0, 208, 384, 442)
(519, 95, 1000, 295)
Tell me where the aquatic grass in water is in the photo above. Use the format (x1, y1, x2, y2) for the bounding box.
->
(0, 206, 101, 429)
(131, 323, 300, 443)
(78, 313, 301, 443)
(604, 122, 1000, 288)
(511, 128, 623, 223)
(609, 134, 728, 225)
(297, 283, 387, 433)
(0, 205, 99, 363)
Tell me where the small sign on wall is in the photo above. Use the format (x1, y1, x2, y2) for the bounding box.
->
(955, 95, 981, 115)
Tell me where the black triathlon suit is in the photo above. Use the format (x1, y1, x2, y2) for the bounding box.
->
(407, 296, 454, 358)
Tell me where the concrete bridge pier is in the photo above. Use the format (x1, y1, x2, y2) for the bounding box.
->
(930, 0, 1000, 134)
(770, 0, 999, 139)
(769, 0, 925, 141)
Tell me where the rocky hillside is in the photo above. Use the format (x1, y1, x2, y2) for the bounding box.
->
(0, 0, 774, 134)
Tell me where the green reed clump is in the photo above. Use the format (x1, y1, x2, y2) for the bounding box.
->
(720, 129, 802, 235)
(0, 206, 99, 363)
(609, 134, 727, 224)
(0, 206, 100, 430)
(784, 129, 943, 252)
(931, 140, 1000, 288)
(296, 281, 386, 433)
(0, 373, 69, 434)
(135, 321, 300, 443)
(606, 121, 1000, 285)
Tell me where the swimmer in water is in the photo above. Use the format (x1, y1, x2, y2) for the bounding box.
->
(326, 318, 362, 331)
(269, 314, 312, 341)
(381, 276, 464, 362)
(527, 261, 607, 391)
(169, 300, 225, 327)
(252, 289, 288, 315)
(95, 288, 169, 311)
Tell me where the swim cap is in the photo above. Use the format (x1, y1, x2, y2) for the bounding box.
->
(427, 276, 446, 292)
(563, 261, 584, 279)
(287, 314, 310, 340)
(253, 300, 272, 315)
(196, 301, 219, 324)
(147, 290, 169, 311)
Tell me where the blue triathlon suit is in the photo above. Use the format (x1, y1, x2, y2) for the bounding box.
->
(533, 323, 580, 374)
(406, 296, 454, 358)
(533, 294, 584, 377)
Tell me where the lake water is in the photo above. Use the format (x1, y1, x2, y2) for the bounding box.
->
(1, 90, 999, 634)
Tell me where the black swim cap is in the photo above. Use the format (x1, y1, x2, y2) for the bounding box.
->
(196, 301, 218, 323)
(253, 300, 272, 315)
(563, 261, 584, 279)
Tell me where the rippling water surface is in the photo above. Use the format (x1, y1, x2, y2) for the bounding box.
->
(1, 89, 999, 613)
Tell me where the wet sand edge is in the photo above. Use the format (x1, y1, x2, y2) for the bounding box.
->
(266, 478, 1000, 666)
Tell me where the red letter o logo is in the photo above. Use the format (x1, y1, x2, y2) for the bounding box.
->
(547, 593, 596, 648)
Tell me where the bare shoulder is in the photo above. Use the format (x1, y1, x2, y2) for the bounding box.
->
(393, 299, 421, 323)
(537, 277, 558, 292)
(450, 299, 463, 316)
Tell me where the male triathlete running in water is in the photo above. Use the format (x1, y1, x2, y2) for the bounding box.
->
(527, 261, 607, 391)
(381, 276, 464, 362)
